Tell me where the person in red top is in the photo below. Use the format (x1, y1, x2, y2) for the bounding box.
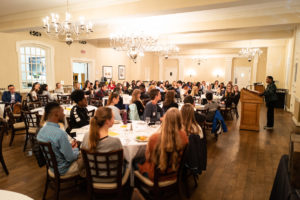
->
(108, 81, 116, 90)
(136, 107, 188, 181)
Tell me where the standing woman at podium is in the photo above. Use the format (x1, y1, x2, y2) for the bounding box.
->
(260, 76, 278, 130)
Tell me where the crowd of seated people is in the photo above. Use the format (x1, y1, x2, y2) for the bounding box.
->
(0, 77, 245, 199)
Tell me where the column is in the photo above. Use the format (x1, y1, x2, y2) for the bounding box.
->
(251, 54, 259, 84)
(158, 56, 164, 81)
(224, 57, 233, 82)
(178, 56, 184, 81)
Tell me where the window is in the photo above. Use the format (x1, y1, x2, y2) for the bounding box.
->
(19, 46, 47, 89)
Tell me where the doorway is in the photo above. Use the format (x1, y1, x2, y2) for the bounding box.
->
(73, 62, 88, 88)
(234, 66, 251, 89)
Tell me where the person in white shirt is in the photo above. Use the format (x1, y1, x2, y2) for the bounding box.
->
(54, 83, 64, 94)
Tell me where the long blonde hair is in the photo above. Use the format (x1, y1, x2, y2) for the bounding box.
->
(131, 89, 143, 105)
(89, 107, 112, 152)
(151, 108, 185, 171)
(181, 103, 201, 135)
(190, 86, 199, 97)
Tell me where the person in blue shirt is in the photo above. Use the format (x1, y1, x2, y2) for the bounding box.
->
(2, 85, 22, 104)
(37, 102, 79, 176)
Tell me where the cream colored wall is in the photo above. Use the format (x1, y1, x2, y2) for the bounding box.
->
(256, 48, 268, 84)
(265, 46, 287, 88)
(96, 49, 158, 82)
(180, 57, 227, 83)
(231, 57, 253, 82)
(291, 25, 300, 100)
(0, 32, 99, 91)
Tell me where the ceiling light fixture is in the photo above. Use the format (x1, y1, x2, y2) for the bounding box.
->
(239, 48, 263, 62)
(110, 31, 158, 63)
(42, 0, 93, 45)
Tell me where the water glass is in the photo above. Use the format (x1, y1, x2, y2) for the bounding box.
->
(145, 117, 150, 125)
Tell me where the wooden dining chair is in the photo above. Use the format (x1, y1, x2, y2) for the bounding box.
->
(22, 110, 40, 152)
(81, 149, 130, 200)
(5, 106, 27, 147)
(38, 95, 49, 106)
(39, 141, 80, 200)
(134, 147, 187, 199)
(0, 119, 9, 175)
(57, 95, 71, 105)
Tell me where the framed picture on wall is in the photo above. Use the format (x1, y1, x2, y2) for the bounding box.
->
(102, 66, 113, 79)
(118, 65, 125, 80)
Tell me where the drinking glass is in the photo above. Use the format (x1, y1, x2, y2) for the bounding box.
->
(145, 117, 150, 125)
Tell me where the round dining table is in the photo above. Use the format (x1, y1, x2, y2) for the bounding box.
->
(31, 104, 97, 117)
(0, 190, 33, 200)
(73, 120, 159, 186)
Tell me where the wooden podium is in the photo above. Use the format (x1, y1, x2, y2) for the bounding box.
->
(240, 88, 263, 131)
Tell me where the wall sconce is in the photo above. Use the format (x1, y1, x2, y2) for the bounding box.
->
(212, 69, 224, 78)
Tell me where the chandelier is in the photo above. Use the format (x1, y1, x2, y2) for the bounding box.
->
(42, 0, 93, 45)
(148, 43, 180, 59)
(110, 32, 158, 63)
(192, 56, 207, 66)
(239, 48, 263, 61)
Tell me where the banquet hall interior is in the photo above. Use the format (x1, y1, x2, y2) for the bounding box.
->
(0, 0, 300, 199)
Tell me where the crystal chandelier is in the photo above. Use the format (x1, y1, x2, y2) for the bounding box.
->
(192, 56, 207, 66)
(110, 32, 158, 63)
(148, 43, 180, 59)
(42, 0, 93, 45)
(239, 48, 263, 61)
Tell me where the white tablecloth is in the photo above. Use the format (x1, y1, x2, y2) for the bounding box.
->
(31, 105, 97, 117)
(73, 120, 159, 186)
(0, 190, 33, 200)
(122, 95, 132, 105)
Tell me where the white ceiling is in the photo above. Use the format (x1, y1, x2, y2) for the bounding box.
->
(0, 0, 133, 17)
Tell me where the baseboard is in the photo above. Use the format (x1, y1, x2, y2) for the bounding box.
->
(292, 116, 300, 127)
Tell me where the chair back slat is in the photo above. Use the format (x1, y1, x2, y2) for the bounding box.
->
(38, 95, 49, 106)
(57, 95, 71, 105)
(5, 106, 15, 124)
(38, 141, 60, 178)
(81, 149, 123, 188)
(22, 111, 40, 129)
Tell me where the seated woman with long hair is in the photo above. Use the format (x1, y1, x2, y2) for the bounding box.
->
(181, 103, 204, 138)
(181, 103, 207, 173)
(106, 92, 122, 120)
(38, 84, 54, 101)
(80, 107, 124, 180)
(162, 90, 178, 113)
(136, 108, 188, 181)
(131, 89, 144, 118)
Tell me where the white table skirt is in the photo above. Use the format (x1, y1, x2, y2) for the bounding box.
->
(0, 190, 33, 200)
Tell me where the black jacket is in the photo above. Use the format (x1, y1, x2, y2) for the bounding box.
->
(185, 133, 207, 175)
(70, 105, 90, 129)
(263, 82, 278, 105)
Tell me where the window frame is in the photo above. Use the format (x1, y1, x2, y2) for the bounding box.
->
(16, 40, 55, 92)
